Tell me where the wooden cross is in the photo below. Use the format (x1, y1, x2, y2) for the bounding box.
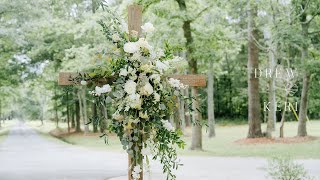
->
(58, 4, 206, 180)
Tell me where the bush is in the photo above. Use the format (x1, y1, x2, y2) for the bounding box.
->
(267, 157, 314, 180)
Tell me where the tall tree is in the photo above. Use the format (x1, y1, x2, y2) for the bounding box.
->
(247, 0, 262, 138)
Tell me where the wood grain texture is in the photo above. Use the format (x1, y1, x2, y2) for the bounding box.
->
(58, 72, 78, 86)
(170, 74, 207, 87)
(128, 5, 142, 36)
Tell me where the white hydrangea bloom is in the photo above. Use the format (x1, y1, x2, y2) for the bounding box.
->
(141, 22, 155, 33)
(124, 80, 137, 95)
(168, 78, 181, 88)
(124, 42, 139, 54)
(161, 120, 175, 131)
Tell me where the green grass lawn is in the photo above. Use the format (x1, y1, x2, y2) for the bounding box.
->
(29, 120, 320, 159)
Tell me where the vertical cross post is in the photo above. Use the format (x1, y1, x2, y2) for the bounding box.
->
(127, 5, 143, 180)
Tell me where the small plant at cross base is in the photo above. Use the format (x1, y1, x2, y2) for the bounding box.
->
(74, 6, 193, 180)
(267, 157, 315, 180)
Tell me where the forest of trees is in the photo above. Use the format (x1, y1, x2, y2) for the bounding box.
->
(1, 0, 320, 150)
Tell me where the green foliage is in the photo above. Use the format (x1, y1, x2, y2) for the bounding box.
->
(267, 157, 314, 180)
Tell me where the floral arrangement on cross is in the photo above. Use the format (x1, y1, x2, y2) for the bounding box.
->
(77, 5, 190, 180)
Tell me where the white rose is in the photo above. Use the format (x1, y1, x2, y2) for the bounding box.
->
(141, 22, 155, 33)
(137, 38, 152, 51)
(80, 80, 87, 86)
(119, 68, 128, 76)
(124, 42, 139, 54)
(161, 120, 175, 131)
(112, 34, 121, 42)
(131, 53, 141, 61)
(124, 80, 137, 95)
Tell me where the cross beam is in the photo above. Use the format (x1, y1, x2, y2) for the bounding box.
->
(58, 72, 206, 87)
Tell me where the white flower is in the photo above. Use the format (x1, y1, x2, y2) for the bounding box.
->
(156, 60, 169, 72)
(119, 68, 128, 76)
(124, 80, 137, 95)
(141, 22, 155, 33)
(124, 42, 139, 54)
(132, 164, 142, 180)
(140, 82, 153, 96)
(112, 34, 121, 42)
(167, 78, 187, 89)
(161, 120, 175, 131)
(80, 80, 87, 86)
(94, 84, 112, 96)
(137, 38, 152, 51)
(131, 53, 141, 61)
(128, 93, 142, 109)
(154, 92, 160, 102)
(140, 63, 153, 73)
(150, 74, 160, 84)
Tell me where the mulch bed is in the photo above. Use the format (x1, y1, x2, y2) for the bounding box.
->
(234, 136, 318, 145)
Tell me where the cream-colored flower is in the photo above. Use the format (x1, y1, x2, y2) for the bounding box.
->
(141, 22, 155, 33)
(112, 34, 121, 42)
(150, 74, 160, 84)
(112, 112, 124, 121)
(124, 42, 139, 54)
(140, 82, 153, 96)
(137, 38, 152, 51)
(128, 93, 142, 109)
(139, 111, 149, 119)
(140, 63, 153, 73)
(154, 92, 160, 102)
(119, 68, 128, 76)
(80, 80, 87, 86)
(124, 80, 137, 95)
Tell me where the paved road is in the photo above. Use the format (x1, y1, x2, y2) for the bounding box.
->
(0, 123, 319, 180)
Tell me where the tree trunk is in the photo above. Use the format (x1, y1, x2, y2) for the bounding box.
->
(92, 101, 98, 133)
(247, 1, 262, 138)
(54, 85, 59, 128)
(75, 97, 81, 133)
(208, 60, 215, 138)
(176, 0, 202, 150)
(71, 104, 75, 128)
(297, 73, 310, 136)
(99, 103, 107, 133)
(180, 89, 186, 132)
(266, 46, 277, 138)
(79, 87, 89, 133)
(184, 88, 191, 127)
(279, 97, 288, 138)
(297, 8, 310, 137)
